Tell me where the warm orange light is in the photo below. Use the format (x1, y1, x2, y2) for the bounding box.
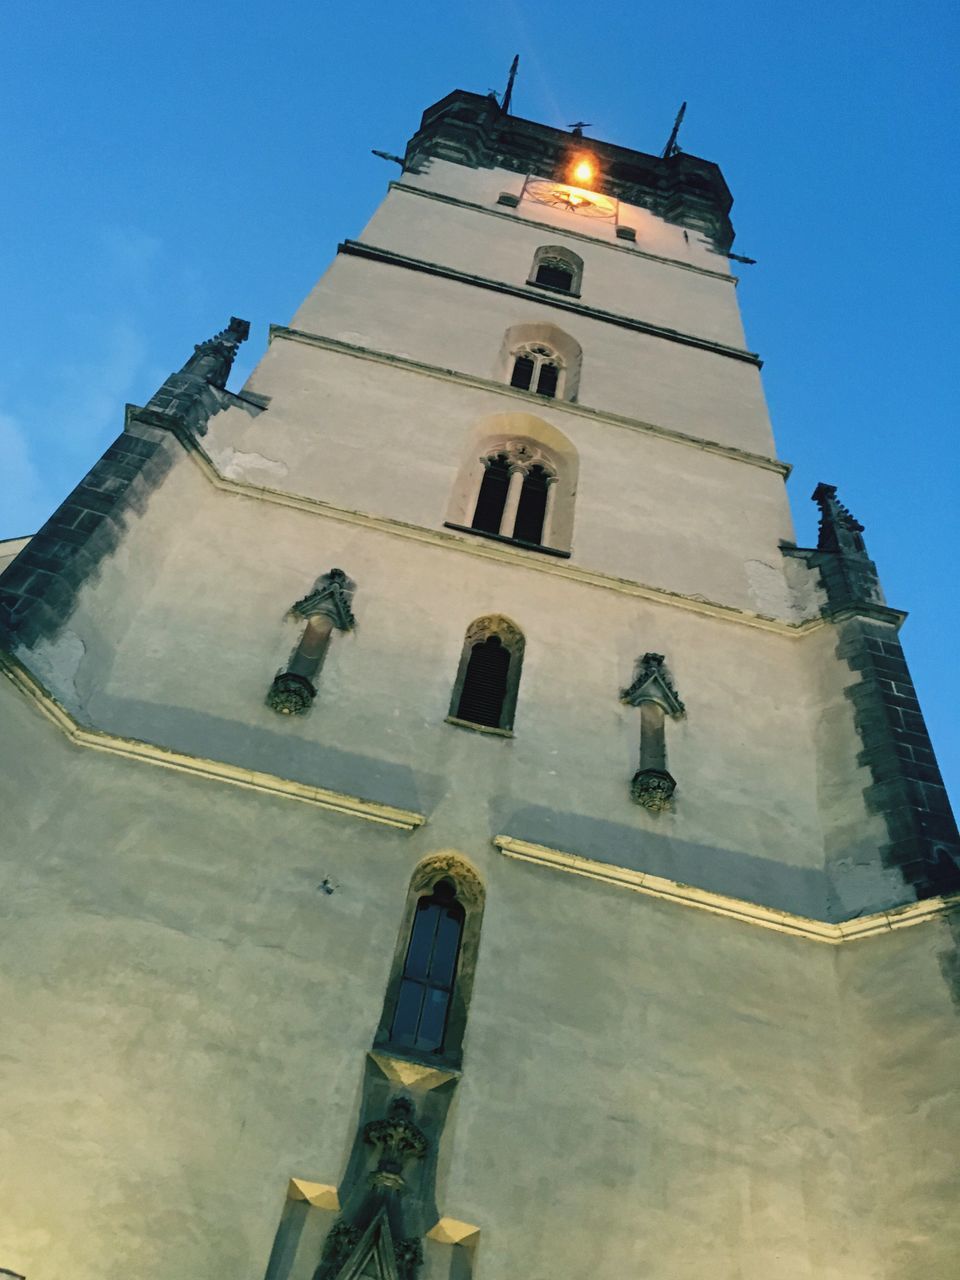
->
(572, 158, 595, 185)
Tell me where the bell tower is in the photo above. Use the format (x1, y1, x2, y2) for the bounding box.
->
(1, 85, 958, 1280)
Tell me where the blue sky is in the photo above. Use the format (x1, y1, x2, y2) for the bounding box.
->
(1, 0, 958, 799)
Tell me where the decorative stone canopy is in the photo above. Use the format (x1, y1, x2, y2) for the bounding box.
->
(621, 652, 685, 716)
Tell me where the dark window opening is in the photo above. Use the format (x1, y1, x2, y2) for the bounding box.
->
(471, 454, 510, 534)
(536, 362, 559, 398)
(535, 263, 573, 291)
(390, 880, 465, 1054)
(510, 354, 535, 390)
(513, 466, 549, 545)
(456, 635, 511, 728)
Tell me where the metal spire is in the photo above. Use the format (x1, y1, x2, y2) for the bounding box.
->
(500, 54, 519, 114)
(661, 101, 687, 158)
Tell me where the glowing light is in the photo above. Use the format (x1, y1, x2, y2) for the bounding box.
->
(572, 159, 595, 185)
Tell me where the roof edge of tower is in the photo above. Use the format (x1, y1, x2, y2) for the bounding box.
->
(404, 90, 735, 253)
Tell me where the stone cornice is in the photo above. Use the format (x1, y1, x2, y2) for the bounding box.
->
(494, 836, 959, 945)
(338, 240, 763, 367)
(0, 650, 426, 832)
(268, 325, 789, 477)
(387, 181, 738, 284)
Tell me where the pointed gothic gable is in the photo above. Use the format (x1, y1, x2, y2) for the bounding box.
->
(328, 1210, 401, 1280)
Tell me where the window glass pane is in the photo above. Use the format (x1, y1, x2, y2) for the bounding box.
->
(404, 901, 440, 981)
(535, 263, 573, 291)
(428, 906, 464, 989)
(513, 469, 548, 545)
(472, 458, 510, 533)
(415, 986, 451, 1051)
(510, 355, 535, 389)
(536, 363, 559, 398)
(391, 979, 426, 1045)
(457, 636, 510, 727)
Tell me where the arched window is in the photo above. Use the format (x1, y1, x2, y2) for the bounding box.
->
(390, 879, 464, 1053)
(509, 343, 562, 398)
(448, 615, 525, 734)
(375, 854, 485, 1069)
(528, 244, 584, 295)
(469, 442, 558, 548)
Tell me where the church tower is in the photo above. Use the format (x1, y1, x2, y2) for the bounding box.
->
(1, 86, 958, 1280)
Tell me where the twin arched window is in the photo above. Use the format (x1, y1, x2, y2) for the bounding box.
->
(500, 322, 581, 404)
(471, 443, 557, 547)
(510, 343, 560, 398)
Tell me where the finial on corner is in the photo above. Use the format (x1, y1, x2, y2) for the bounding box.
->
(812, 482, 867, 556)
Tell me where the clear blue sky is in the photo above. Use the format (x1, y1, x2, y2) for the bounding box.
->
(2, 1, 958, 800)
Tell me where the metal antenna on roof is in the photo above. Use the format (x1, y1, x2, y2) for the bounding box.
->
(568, 121, 592, 137)
(500, 54, 520, 114)
(661, 101, 687, 158)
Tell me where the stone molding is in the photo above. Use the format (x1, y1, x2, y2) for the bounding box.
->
(268, 325, 788, 476)
(0, 649, 425, 831)
(185, 436, 904, 638)
(339, 240, 762, 367)
(388, 181, 738, 283)
(493, 835, 960, 945)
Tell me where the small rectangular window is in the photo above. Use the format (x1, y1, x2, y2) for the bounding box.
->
(536, 363, 558, 398)
(510, 355, 535, 390)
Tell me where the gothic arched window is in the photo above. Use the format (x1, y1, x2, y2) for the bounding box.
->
(375, 855, 485, 1069)
(509, 343, 562, 398)
(390, 879, 464, 1053)
(469, 442, 558, 548)
(448, 615, 525, 734)
(528, 244, 584, 295)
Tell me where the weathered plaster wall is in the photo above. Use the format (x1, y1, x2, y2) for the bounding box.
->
(3, 678, 956, 1280)
(289, 258, 773, 458)
(212, 340, 792, 612)
(356, 187, 747, 348)
(396, 159, 729, 274)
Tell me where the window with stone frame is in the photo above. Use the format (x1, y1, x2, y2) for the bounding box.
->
(528, 244, 584, 295)
(374, 855, 485, 1070)
(469, 441, 559, 548)
(509, 342, 562, 398)
(447, 615, 525, 734)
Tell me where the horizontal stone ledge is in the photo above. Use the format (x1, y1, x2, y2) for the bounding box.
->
(493, 835, 959, 944)
(338, 239, 763, 366)
(0, 650, 426, 833)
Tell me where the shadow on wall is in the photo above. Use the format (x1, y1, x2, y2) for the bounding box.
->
(83, 692, 445, 814)
(939, 915, 960, 1010)
(491, 797, 836, 920)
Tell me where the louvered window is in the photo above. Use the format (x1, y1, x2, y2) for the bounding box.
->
(390, 880, 464, 1053)
(535, 361, 558, 398)
(471, 454, 510, 534)
(513, 465, 549, 545)
(510, 354, 535, 390)
(457, 636, 511, 728)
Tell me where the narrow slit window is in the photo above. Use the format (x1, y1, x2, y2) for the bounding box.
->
(513, 465, 549, 544)
(390, 880, 465, 1053)
(471, 454, 510, 534)
(536, 362, 559, 398)
(510, 354, 535, 390)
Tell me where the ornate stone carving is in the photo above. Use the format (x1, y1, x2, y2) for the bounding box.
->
(480, 440, 557, 479)
(410, 854, 484, 908)
(265, 671, 316, 715)
(363, 1097, 428, 1191)
(292, 568, 357, 632)
(393, 1238, 423, 1280)
(463, 614, 524, 652)
(322, 1221, 363, 1272)
(621, 653, 685, 717)
(630, 767, 677, 812)
(183, 316, 250, 390)
(813, 482, 867, 555)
